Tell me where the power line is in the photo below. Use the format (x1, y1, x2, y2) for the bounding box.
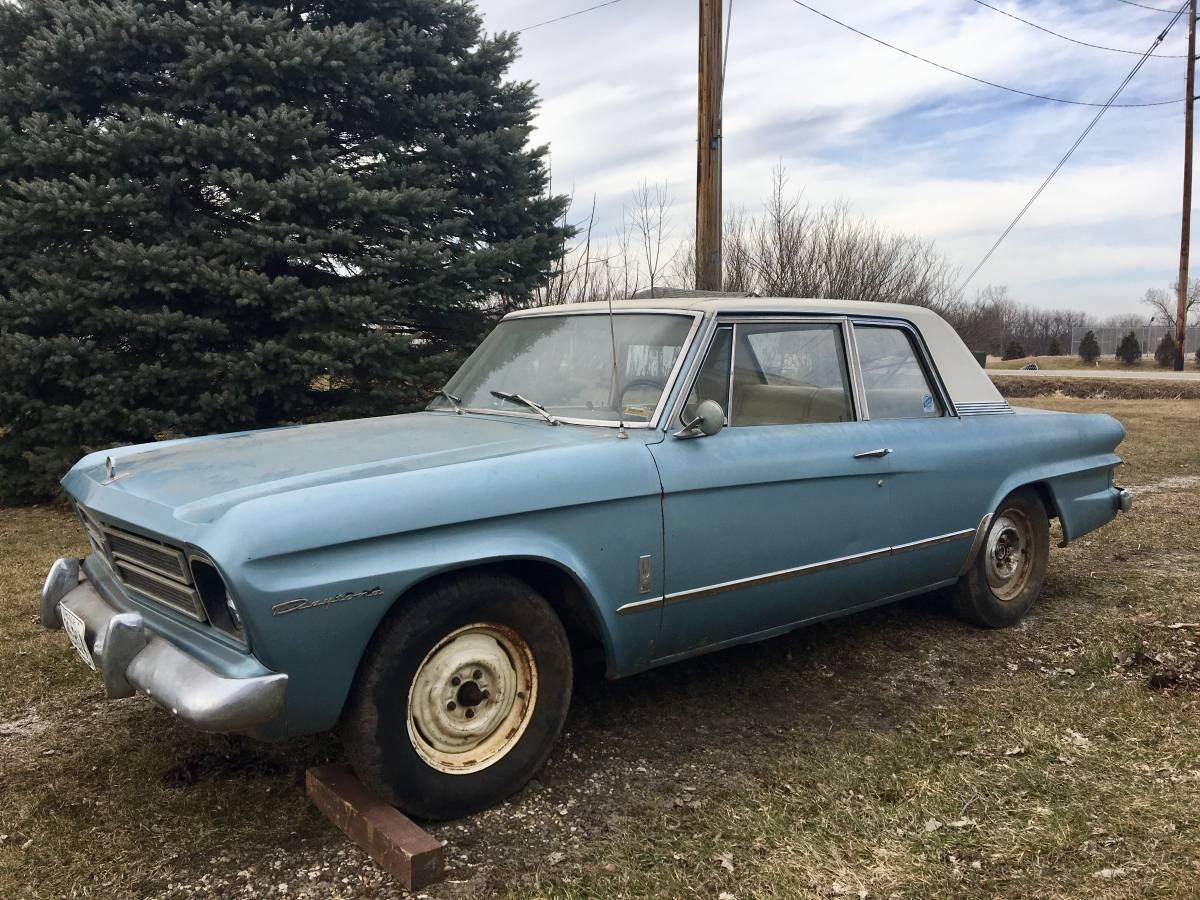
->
(959, 1, 1189, 293)
(785, 0, 1183, 107)
(514, 0, 627, 34)
(1112, 0, 1179, 12)
(719, 0, 734, 119)
(970, 0, 1187, 57)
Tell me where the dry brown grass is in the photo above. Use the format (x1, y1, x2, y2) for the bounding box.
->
(1, 399, 1198, 899)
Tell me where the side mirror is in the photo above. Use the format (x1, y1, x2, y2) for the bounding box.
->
(673, 399, 726, 440)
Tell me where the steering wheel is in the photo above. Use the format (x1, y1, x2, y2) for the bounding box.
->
(618, 378, 668, 408)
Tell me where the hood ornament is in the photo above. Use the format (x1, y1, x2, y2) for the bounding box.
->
(102, 456, 128, 484)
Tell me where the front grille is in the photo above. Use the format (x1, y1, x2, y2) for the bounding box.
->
(78, 507, 206, 621)
(112, 561, 202, 615)
(105, 530, 190, 581)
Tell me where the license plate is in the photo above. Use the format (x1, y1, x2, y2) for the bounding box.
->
(60, 604, 96, 672)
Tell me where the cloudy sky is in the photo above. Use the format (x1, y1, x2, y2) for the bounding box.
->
(477, 0, 1190, 317)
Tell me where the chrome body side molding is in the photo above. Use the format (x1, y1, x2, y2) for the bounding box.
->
(617, 527, 977, 615)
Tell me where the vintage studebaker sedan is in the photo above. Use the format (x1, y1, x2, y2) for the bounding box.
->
(42, 296, 1132, 819)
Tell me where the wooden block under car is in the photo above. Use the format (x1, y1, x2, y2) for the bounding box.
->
(306, 765, 446, 889)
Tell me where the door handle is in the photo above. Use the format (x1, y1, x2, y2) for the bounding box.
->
(853, 448, 892, 459)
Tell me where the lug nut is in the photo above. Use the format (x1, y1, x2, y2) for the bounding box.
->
(451, 676, 461, 687)
(481, 689, 490, 700)
(447, 701, 456, 711)
(472, 669, 482, 680)
(465, 709, 475, 719)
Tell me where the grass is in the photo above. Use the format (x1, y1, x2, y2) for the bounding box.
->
(2, 398, 1199, 898)
(987, 355, 1199, 372)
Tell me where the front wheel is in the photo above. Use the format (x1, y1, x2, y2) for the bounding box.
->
(340, 573, 572, 820)
(950, 488, 1050, 628)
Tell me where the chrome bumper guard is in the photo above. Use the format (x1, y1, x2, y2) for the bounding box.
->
(41, 558, 286, 733)
(1115, 488, 1133, 514)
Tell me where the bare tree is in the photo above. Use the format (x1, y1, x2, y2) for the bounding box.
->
(627, 181, 675, 298)
(1141, 279, 1200, 331)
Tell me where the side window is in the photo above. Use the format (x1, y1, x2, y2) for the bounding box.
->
(855, 326, 944, 420)
(731, 323, 854, 426)
(683, 326, 732, 421)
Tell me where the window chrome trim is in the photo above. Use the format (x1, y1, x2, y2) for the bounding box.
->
(843, 319, 869, 421)
(850, 316, 958, 419)
(430, 310, 705, 431)
(669, 314, 861, 429)
(616, 526, 976, 614)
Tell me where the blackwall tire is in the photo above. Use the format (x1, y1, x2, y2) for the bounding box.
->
(950, 488, 1050, 629)
(339, 573, 572, 821)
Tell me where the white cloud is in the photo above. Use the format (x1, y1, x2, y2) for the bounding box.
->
(480, 0, 1191, 316)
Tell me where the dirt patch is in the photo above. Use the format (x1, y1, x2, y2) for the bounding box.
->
(994, 375, 1200, 401)
(161, 741, 291, 789)
(1128, 475, 1200, 495)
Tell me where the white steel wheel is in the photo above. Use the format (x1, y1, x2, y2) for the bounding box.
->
(406, 622, 538, 775)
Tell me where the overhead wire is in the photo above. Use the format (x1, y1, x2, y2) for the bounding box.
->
(514, 0, 627, 34)
(968, 0, 1187, 57)
(958, 1, 1190, 292)
(1111, 0, 1180, 12)
(784, 0, 1183, 107)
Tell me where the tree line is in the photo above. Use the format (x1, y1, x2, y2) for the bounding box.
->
(538, 168, 1200, 364)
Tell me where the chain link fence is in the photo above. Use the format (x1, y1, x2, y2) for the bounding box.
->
(1071, 325, 1199, 356)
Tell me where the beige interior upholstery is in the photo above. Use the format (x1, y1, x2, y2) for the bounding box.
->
(865, 387, 934, 420)
(732, 382, 851, 425)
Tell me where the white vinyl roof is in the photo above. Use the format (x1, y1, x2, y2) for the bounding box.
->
(506, 297, 1005, 408)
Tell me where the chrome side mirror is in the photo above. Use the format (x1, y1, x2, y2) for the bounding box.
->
(673, 399, 726, 440)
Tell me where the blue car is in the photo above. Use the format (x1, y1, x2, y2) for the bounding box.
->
(41, 296, 1132, 819)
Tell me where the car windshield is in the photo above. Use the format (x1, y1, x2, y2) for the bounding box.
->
(431, 313, 695, 425)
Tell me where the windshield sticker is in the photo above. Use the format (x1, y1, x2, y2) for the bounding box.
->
(923, 394, 935, 414)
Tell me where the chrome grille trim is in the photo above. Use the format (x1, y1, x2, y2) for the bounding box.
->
(77, 507, 207, 622)
(104, 529, 190, 582)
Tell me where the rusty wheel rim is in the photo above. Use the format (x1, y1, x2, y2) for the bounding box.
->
(406, 623, 537, 775)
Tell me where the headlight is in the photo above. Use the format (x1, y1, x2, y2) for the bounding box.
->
(189, 555, 245, 644)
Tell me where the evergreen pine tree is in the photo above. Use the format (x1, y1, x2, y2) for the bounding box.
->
(1078, 330, 1101, 363)
(1115, 331, 1142, 365)
(1047, 337, 1062, 356)
(0, 0, 571, 501)
(1002, 340, 1025, 361)
(1154, 333, 1179, 368)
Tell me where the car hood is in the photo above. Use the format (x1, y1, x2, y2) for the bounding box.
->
(65, 412, 614, 523)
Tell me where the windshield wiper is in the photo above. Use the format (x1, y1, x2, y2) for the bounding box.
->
(490, 390, 559, 425)
(433, 389, 464, 414)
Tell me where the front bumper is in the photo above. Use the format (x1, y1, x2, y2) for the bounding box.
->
(41, 558, 287, 733)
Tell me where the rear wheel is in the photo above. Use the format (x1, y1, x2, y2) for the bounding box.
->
(950, 488, 1049, 628)
(340, 573, 572, 820)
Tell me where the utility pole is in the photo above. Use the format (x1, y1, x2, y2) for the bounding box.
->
(696, 0, 723, 291)
(1176, 0, 1196, 371)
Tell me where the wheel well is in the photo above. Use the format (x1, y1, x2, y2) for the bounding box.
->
(398, 560, 609, 668)
(1026, 482, 1061, 521)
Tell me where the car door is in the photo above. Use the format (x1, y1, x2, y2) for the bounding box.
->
(850, 320, 993, 597)
(646, 316, 897, 662)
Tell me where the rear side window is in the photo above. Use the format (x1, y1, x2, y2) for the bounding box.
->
(856, 326, 944, 420)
